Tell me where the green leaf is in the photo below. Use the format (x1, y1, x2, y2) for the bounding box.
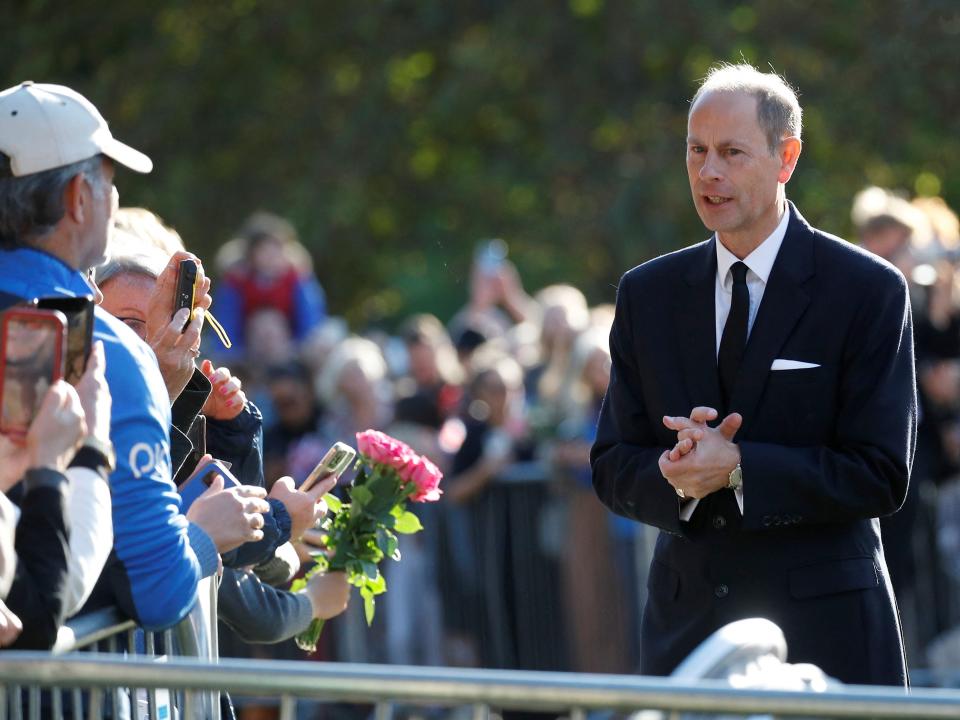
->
(366, 572, 387, 594)
(350, 485, 373, 507)
(375, 528, 399, 559)
(322, 492, 342, 513)
(361, 560, 379, 580)
(393, 511, 423, 534)
(363, 591, 375, 625)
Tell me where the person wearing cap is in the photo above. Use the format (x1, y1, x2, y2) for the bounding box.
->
(0, 81, 269, 630)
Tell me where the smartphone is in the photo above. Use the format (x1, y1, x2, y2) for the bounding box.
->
(35, 295, 94, 385)
(474, 238, 508, 276)
(0, 307, 67, 437)
(174, 259, 198, 327)
(177, 458, 240, 511)
(299, 441, 357, 492)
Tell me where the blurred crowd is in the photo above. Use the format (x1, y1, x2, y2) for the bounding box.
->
(853, 186, 960, 672)
(204, 222, 640, 678)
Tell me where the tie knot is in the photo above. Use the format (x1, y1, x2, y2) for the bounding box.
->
(731, 262, 749, 285)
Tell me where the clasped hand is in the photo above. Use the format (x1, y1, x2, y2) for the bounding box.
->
(658, 406, 741, 500)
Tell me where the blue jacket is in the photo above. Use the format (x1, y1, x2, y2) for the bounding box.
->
(0, 247, 217, 630)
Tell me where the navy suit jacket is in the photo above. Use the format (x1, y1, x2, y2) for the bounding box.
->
(591, 203, 916, 686)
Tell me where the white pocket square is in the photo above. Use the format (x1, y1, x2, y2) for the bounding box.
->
(771, 359, 820, 371)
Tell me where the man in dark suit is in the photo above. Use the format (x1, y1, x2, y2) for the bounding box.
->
(591, 64, 916, 687)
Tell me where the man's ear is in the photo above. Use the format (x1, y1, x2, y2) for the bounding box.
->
(61, 173, 87, 224)
(777, 137, 802, 184)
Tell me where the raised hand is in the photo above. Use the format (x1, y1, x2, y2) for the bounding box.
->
(269, 474, 337, 542)
(74, 341, 112, 447)
(145, 253, 213, 403)
(199, 359, 246, 421)
(26, 381, 87, 474)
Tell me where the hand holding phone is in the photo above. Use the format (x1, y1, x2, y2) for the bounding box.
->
(0, 307, 68, 437)
(145, 251, 208, 344)
(182, 459, 271, 553)
(299, 441, 357, 493)
(173, 259, 198, 328)
(178, 457, 240, 511)
(25, 380, 86, 472)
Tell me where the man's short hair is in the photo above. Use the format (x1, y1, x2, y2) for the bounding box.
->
(690, 63, 802, 154)
(0, 151, 108, 247)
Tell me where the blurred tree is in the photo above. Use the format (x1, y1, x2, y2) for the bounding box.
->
(4, 0, 960, 325)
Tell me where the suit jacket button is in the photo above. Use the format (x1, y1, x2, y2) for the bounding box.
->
(762, 515, 772, 527)
(714, 584, 729, 599)
(712, 515, 726, 529)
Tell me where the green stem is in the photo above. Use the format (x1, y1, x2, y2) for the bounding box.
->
(294, 618, 326, 652)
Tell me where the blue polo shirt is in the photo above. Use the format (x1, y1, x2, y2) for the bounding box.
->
(0, 247, 216, 629)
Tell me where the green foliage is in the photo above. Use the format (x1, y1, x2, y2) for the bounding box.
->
(7, 1, 960, 323)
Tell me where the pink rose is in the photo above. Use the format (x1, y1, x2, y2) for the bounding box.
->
(409, 455, 443, 503)
(356, 430, 419, 473)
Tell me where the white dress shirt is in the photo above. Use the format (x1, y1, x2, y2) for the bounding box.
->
(680, 206, 790, 521)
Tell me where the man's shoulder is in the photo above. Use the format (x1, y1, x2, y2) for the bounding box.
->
(93, 309, 153, 372)
(94, 309, 171, 420)
(807, 223, 907, 291)
(619, 238, 712, 290)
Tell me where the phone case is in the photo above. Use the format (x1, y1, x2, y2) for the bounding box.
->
(35, 295, 94, 385)
(177, 459, 240, 511)
(174, 260, 198, 319)
(0, 307, 67, 436)
(300, 441, 356, 491)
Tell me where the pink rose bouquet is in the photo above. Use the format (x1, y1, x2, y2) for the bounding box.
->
(292, 429, 443, 652)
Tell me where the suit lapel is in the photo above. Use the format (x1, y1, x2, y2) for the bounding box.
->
(728, 203, 815, 432)
(676, 238, 724, 414)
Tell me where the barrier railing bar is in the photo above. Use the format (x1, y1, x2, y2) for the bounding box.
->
(10, 685, 20, 720)
(279, 694, 296, 720)
(27, 687, 38, 720)
(86, 687, 100, 720)
(374, 700, 393, 720)
(71, 688, 81, 720)
(181, 687, 194, 720)
(8, 653, 959, 718)
(52, 608, 135, 655)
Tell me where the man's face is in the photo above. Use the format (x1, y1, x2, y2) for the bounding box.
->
(686, 91, 792, 243)
(80, 159, 118, 269)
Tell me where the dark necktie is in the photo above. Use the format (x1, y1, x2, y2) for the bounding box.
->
(718, 261, 750, 408)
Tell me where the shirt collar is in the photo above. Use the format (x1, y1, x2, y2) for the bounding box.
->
(715, 204, 790, 290)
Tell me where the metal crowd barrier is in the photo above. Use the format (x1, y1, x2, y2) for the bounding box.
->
(1, 577, 220, 720)
(3, 654, 960, 720)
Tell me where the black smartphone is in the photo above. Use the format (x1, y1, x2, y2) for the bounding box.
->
(35, 295, 94, 385)
(174, 259, 198, 328)
(0, 307, 67, 437)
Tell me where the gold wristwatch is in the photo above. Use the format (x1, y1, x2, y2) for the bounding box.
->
(727, 463, 743, 491)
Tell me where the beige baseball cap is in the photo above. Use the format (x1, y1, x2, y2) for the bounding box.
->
(0, 81, 152, 177)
